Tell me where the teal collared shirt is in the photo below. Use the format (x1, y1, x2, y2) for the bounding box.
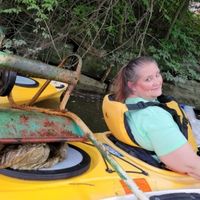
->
(125, 97, 187, 157)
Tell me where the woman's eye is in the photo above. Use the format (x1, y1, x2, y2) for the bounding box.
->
(145, 77, 152, 82)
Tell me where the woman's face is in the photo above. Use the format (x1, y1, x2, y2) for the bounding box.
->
(129, 62, 163, 100)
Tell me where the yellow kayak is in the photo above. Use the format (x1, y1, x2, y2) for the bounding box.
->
(0, 81, 199, 200)
(0, 131, 199, 200)
(0, 80, 199, 200)
(0, 52, 199, 200)
(0, 75, 67, 106)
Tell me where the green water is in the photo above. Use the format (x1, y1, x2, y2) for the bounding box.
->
(35, 95, 108, 133)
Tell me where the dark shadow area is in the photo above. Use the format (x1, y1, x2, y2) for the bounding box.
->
(67, 95, 108, 132)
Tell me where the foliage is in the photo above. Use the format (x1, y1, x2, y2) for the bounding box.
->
(0, 0, 200, 82)
(148, 8, 200, 82)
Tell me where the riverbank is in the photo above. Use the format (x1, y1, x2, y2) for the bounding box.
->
(78, 74, 200, 109)
(35, 73, 200, 132)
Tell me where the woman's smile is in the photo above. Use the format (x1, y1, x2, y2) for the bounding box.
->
(128, 62, 163, 100)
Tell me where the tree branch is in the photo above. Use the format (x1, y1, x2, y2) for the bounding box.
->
(165, 0, 188, 40)
(138, 0, 154, 56)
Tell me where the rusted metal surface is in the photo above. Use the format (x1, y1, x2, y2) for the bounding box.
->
(59, 54, 82, 110)
(0, 106, 86, 143)
(0, 51, 84, 142)
(0, 51, 82, 108)
(28, 55, 82, 107)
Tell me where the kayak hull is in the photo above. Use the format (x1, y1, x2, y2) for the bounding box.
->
(0, 77, 67, 106)
(0, 142, 128, 200)
(0, 133, 200, 200)
(0, 79, 199, 199)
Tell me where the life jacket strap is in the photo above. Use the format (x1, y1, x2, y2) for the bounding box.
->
(126, 101, 160, 110)
(125, 97, 189, 140)
(108, 134, 166, 169)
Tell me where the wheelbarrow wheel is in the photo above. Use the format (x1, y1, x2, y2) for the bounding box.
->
(0, 70, 16, 96)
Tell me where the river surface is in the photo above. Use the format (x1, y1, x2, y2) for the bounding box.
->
(35, 93, 108, 133)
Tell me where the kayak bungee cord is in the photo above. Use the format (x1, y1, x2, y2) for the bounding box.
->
(83, 141, 148, 176)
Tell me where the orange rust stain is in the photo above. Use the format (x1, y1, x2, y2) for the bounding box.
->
(43, 120, 56, 127)
(65, 118, 71, 125)
(20, 115, 29, 124)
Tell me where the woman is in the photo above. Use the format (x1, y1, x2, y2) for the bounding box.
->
(113, 56, 200, 180)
